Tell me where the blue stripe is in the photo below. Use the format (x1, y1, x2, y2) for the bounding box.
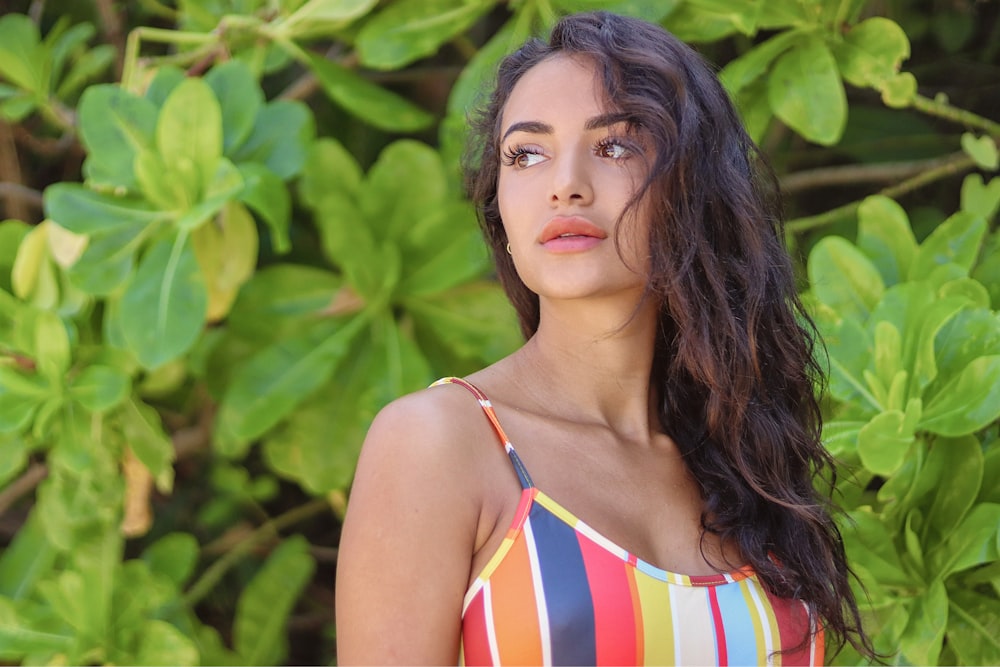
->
(528, 503, 597, 665)
(715, 581, 758, 665)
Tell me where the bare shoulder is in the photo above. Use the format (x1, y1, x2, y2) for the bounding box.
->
(357, 380, 492, 479)
(335, 380, 500, 663)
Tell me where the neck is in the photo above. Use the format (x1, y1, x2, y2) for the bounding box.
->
(511, 294, 659, 439)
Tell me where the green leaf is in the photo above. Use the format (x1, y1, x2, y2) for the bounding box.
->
(962, 174, 1000, 221)
(357, 0, 493, 70)
(0, 597, 74, 659)
(921, 355, 1000, 435)
(857, 409, 914, 476)
(879, 72, 917, 108)
(120, 233, 208, 369)
(767, 38, 846, 145)
(0, 221, 29, 294)
(910, 210, 986, 279)
(142, 532, 199, 588)
(298, 138, 363, 210)
(931, 502, 1000, 578)
(313, 193, 385, 298)
(923, 435, 982, 541)
(279, 0, 378, 39)
(233, 536, 315, 665)
(238, 163, 291, 253)
(121, 398, 174, 492)
(31, 309, 70, 382)
(898, 578, 947, 665)
(156, 77, 224, 198)
(719, 30, 802, 95)
(961, 132, 1000, 171)
(214, 314, 367, 453)
(856, 195, 917, 287)
(361, 140, 448, 242)
(55, 44, 115, 100)
(227, 264, 343, 343)
(192, 200, 259, 321)
(841, 510, 914, 588)
(264, 317, 429, 493)
(948, 589, 1000, 666)
(230, 100, 314, 179)
(808, 236, 884, 322)
(173, 157, 246, 231)
(0, 14, 47, 93)
(832, 17, 910, 89)
(66, 225, 143, 296)
(134, 619, 199, 666)
(44, 183, 169, 235)
(407, 282, 521, 372)
(78, 85, 158, 190)
(205, 60, 264, 155)
(397, 202, 490, 297)
(305, 53, 433, 132)
(68, 365, 130, 412)
(973, 228, 1000, 310)
(820, 420, 864, 458)
(0, 512, 58, 600)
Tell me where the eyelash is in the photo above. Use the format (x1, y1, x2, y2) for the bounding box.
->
(500, 136, 635, 167)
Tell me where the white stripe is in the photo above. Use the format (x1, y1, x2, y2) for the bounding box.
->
(523, 520, 552, 665)
(805, 601, 817, 667)
(670, 579, 682, 665)
(747, 581, 775, 665)
(483, 582, 501, 665)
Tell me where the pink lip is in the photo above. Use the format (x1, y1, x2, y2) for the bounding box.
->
(538, 216, 608, 253)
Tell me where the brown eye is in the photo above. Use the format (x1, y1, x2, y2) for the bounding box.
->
(596, 140, 630, 159)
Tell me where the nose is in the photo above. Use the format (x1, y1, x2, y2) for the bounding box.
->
(549, 150, 594, 207)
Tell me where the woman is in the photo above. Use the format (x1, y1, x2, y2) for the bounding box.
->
(336, 11, 872, 665)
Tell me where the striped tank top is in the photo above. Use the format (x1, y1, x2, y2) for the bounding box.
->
(433, 377, 823, 666)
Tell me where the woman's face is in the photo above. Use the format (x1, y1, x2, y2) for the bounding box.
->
(496, 54, 651, 305)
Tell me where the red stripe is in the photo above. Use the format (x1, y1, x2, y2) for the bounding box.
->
(763, 587, 813, 666)
(461, 592, 493, 666)
(708, 586, 728, 665)
(577, 536, 637, 665)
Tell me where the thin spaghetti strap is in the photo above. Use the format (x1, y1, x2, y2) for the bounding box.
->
(430, 377, 534, 489)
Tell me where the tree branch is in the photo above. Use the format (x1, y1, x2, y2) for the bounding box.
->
(0, 182, 44, 213)
(912, 93, 1000, 137)
(779, 152, 967, 195)
(0, 464, 48, 517)
(94, 0, 127, 78)
(786, 151, 977, 234)
(180, 497, 332, 608)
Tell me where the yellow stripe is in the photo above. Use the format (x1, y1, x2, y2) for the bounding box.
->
(634, 569, 674, 665)
(739, 578, 768, 665)
(533, 491, 581, 528)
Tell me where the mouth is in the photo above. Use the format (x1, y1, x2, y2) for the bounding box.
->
(539, 216, 608, 244)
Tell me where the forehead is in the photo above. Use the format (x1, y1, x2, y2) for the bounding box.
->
(500, 54, 609, 131)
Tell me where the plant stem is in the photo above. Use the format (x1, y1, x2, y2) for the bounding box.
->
(0, 464, 48, 516)
(122, 27, 217, 92)
(180, 498, 331, 608)
(779, 153, 964, 195)
(912, 93, 1000, 137)
(786, 151, 976, 234)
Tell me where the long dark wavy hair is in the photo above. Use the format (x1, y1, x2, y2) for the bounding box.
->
(466, 11, 875, 659)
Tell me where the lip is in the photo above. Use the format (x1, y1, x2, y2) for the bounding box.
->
(538, 216, 608, 246)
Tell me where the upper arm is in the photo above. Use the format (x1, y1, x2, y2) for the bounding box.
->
(335, 390, 482, 665)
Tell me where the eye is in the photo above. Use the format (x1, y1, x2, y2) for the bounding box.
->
(501, 145, 546, 169)
(596, 139, 631, 159)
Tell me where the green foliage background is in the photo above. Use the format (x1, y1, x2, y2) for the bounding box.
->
(0, 0, 998, 664)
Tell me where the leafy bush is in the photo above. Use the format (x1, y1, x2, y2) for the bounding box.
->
(0, 0, 997, 664)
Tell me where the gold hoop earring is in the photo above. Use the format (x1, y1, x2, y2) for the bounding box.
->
(505, 243, 512, 255)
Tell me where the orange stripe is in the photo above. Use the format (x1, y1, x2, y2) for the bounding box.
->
(625, 559, 644, 665)
(488, 529, 543, 664)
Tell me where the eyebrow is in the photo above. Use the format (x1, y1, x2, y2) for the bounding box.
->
(500, 112, 633, 142)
